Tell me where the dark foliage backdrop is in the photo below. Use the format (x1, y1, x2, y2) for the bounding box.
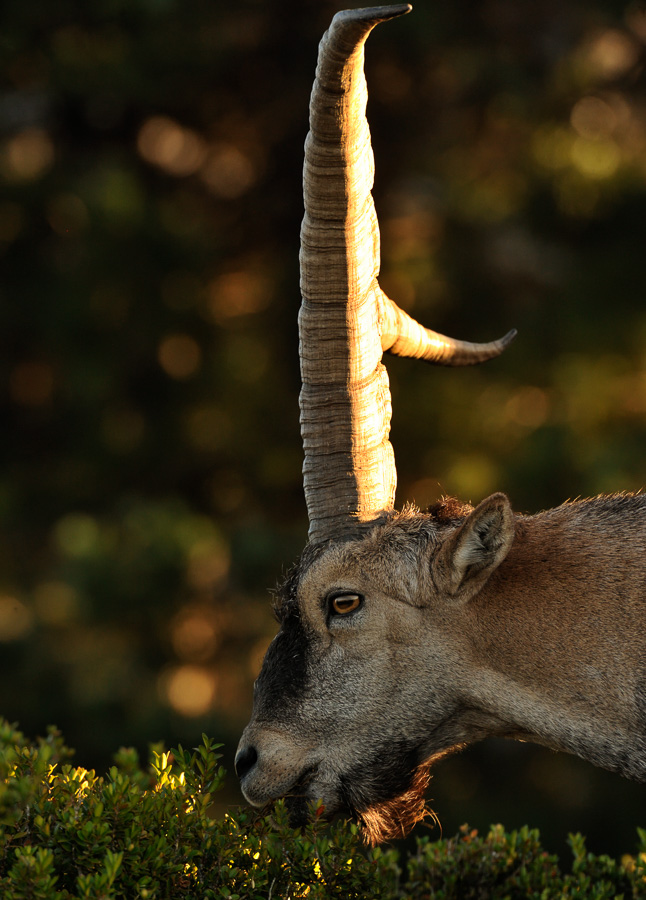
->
(1, 0, 645, 858)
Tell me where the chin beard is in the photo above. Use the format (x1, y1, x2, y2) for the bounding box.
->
(344, 760, 435, 845)
(340, 737, 467, 845)
(282, 742, 448, 845)
(283, 767, 434, 845)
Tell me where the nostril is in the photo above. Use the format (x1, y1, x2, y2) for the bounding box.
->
(235, 745, 258, 780)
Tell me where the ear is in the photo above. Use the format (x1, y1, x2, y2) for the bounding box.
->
(432, 493, 515, 602)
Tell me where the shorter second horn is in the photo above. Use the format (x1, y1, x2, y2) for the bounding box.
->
(379, 291, 517, 365)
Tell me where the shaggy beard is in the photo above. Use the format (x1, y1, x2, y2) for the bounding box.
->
(353, 761, 435, 845)
(336, 756, 439, 846)
(284, 747, 447, 845)
(282, 762, 435, 844)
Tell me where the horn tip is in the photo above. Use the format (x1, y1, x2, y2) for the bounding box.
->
(500, 328, 518, 349)
(333, 4, 412, 28)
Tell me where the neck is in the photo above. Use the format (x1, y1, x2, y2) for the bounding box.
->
(459, 500, 646, 781)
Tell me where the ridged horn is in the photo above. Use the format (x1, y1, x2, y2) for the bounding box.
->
(299, 4, 515, 545)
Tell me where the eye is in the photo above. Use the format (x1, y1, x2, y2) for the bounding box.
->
(329, 593, 363, 616)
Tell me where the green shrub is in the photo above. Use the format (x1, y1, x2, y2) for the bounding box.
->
(405, 825, 646, 899)
(0, 719, 643, 899)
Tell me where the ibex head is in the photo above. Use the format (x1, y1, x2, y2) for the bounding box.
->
(235, 5, 646, 844)
(237, 494, 521, 843)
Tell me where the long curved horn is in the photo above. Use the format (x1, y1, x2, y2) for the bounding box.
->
(299, 4, 515, 545)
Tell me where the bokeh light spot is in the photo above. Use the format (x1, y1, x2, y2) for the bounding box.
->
(161, 665, 216, 717)
(171, 606, 219, 662)
(0, 595, 33, 641)
(137, 116, 206, 177)
(158, 334, 202, 379)
(200, 144, 255, 198)
(55, 514, 100, 558)
(570, 136, 620, 179)
(207, 270, 270, 322)
(584, 29, 639, 81)
(3, 128, 54, 181)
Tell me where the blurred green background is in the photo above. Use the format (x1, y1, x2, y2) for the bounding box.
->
(1, 0, 645, 860)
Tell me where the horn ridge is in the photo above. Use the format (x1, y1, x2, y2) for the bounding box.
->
(298, 4, 515, 545)
(299, 6, 410, 544)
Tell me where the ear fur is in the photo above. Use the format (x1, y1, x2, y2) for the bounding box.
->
(432, 493, 515, 602)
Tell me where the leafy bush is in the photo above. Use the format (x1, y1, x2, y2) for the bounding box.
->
(406, 825, 646, 899)
(0, 719, 643, 899)
(0, 719, 398, 899)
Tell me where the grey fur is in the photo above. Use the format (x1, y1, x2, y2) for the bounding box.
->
(238, 496, 646, 842)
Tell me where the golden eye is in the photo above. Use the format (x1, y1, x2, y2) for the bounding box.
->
(331, 593, 362, 615)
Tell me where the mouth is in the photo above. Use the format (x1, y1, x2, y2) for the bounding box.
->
(281, 763, 333, 827)
(242, 742, 443, 845)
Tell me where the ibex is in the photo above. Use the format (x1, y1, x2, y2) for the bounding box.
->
(236, 3, 646, 844)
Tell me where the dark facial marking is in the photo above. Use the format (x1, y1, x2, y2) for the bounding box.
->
(253, 614, 310, 725)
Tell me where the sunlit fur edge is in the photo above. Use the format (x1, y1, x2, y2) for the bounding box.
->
(354, 760, 436, 846)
